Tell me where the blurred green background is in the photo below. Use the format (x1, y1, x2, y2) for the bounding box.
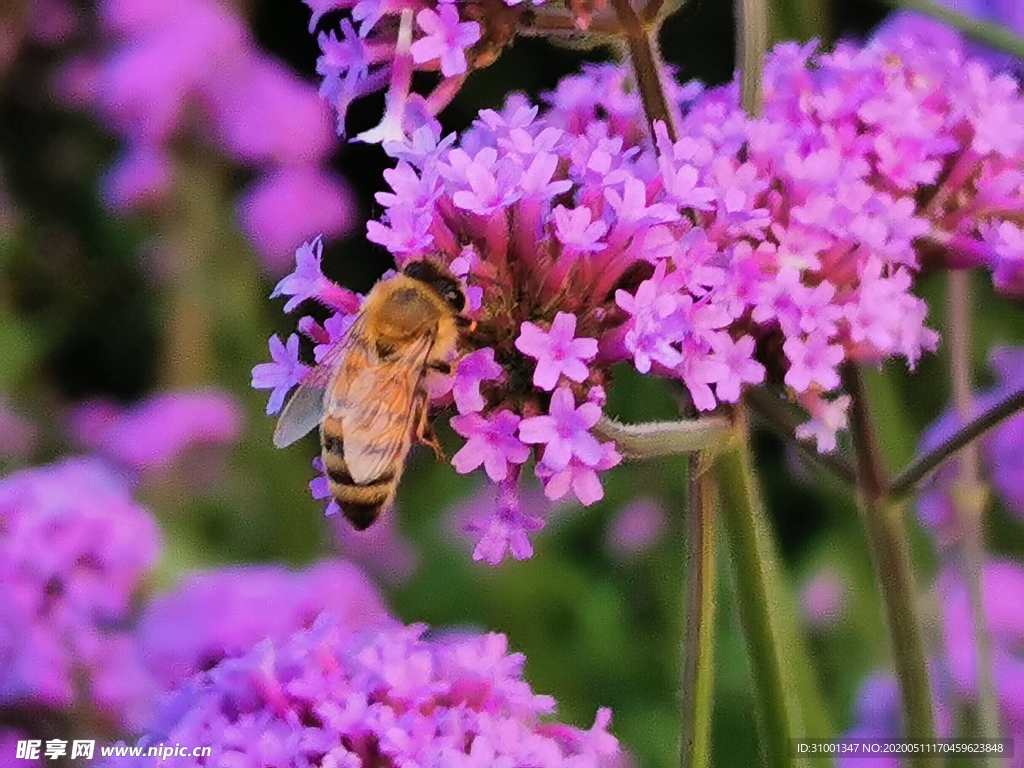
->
(3, 0, 1024, 765)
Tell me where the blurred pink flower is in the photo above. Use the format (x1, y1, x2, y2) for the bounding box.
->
(63, 0, 355, 268)
(68, 388, 243, 474)
(135, 560, 393, 694)
(101, 145, 173, 212)
(800, 569, 847, 628)
(238, 166, 356, 274)
(605, 498, 667, 558)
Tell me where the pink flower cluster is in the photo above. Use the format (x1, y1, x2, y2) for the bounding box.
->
(252, 28, 1024, 561)
(0, 456, 625, 756)
(61, 0, 355, 272)
(835, 23, 1024, 297)
(115, 616, 625, 768)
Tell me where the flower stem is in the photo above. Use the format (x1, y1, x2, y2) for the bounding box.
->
(161, 158, 219, 387)
(881, 0, 1024, 58)
(745, 388, 857, 486)
(595, 415, 731, 459)
(842, 366, 937, 762)
(518, 6, 624, 38)
(946, 271, 1002, 765)
(609, 0, 678, 141)
(889, 387, 1024, 498)
(679, 461, 717, 768)
(713, 412, 798, 768)
(735, 0, 768, 117)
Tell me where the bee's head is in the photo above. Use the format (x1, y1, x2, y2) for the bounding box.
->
(403, 260, 466, 313)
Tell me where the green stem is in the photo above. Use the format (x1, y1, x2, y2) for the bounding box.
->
(595, 415, 731, 459)
(679, 461, 717, 768)
(843, 367, 937, 765)
(946, 271, 1002, 765)
(881, 0, 1024, 59)
(889, 388, 1024, 498)
(713, 414, 797, 768)
(860, 496, 937, 751)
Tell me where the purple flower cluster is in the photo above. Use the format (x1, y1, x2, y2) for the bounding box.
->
(882, 0, 1024, 77)
(252, 28, 1024, 560)
(135, 561, 392, 695)
(0, 459, 159, 727)
(119, 615, 626, 768)
(941, 561, 1024, 733)
(63, 0, 355, 271)
(0, 451, 628, 757)
(841, 561, 1024, 767)
(916, 346, 1024, 549)
(67, 389, 243, 477)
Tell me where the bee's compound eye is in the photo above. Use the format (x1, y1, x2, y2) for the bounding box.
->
(403, 261, 429, 280)
(438, 283, 465, 312)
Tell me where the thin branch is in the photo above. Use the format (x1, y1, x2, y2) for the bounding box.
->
(594, 415, 731, 459)
(609, 0, 678, 141)
(745, 388, 858, 486)
(889, 387, 1024, 498)
(944, 270, 1003, 764)
(518, 6, 624, 38)
(842, 366, 889, 501)
(735, 0, 768, 117)
(880, 0, 1024, 59)
(843, 365, 938, 758)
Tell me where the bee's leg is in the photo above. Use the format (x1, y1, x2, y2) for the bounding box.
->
(415, 398, 446, 461)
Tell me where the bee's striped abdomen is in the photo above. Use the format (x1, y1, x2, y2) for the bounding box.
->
(321, 418, 396, 530)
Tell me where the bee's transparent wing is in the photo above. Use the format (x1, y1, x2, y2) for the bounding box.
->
(273, 383, 327, 448)
(272, 323, 359, 449)
(340, 333, 434, 485)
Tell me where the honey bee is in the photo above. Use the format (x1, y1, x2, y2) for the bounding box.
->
(273, 260, 473, 530)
